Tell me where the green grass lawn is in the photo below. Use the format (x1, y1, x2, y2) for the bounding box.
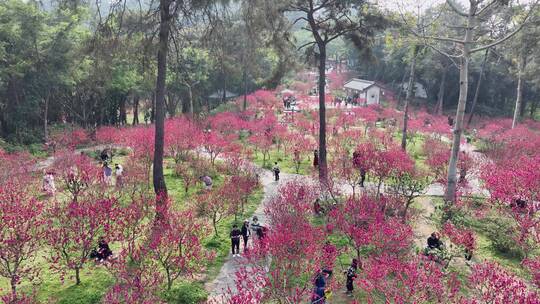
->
(252, 148, 314, 175)
(474, 233, 528, 277)
(0, 256, 114, 304)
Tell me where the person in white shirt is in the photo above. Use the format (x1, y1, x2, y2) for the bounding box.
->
(42, 170, 56, 195)
(115, 164, 124, 187)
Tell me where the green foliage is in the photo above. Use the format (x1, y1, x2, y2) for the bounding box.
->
(162, 282, 208, 304)
(433, 197, 526, 262)
(481, 217, 524, 259)
(168, 47, 212, 89)
(0, 0, 91, 143)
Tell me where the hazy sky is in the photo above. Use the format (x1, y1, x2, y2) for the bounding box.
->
(376, 0, 534, 13)
(375, 0, 444, 12)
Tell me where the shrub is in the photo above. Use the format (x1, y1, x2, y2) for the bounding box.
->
(204, 238, 221, 249)
(482, 217, 524, 259)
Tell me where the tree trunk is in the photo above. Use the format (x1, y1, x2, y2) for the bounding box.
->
(530, 98, 538, 118)
(221, 89, 226, 105)
(213, 215, 218, 236)
(133, 95, 140, 125)
(221, 69, 227, 106)
(187, 84, 194, 116)
(318, 44, 328, 183)
(445, 11, 473, 203)
(11, 274, 17, 297)
(520, 91, 527, 118)
(153, 0, 171, 204)
(119, 96, 127, 125)
(151, 92, 156, 123)
(435, 66, 447, 115)
(512, 52, 527, 129)
(467, 48, 489, 127)
(166, 92, 177, 117)
(243, 67, 248, 111)
(401, 45, 418, 150)
(81, 94, 88, 128)
(75, 267, 81, 285)
(99, 98, 105, 126)
(166, 268, 172, 290)
(397, 69, 408, 107)
(43, 93, 50, 142)
(402, 201, 412, 223)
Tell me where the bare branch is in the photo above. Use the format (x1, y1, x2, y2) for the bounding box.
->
(314, 0, 338, 12)
(293, 16, 309, 24)
(327, 29, 354, 43)
(297, 40, 317, 50)
(424, 42, 461, 69)
(415, 33, 465, 44)
(476, 0, 499, 18)
(288, 4, 309, 13)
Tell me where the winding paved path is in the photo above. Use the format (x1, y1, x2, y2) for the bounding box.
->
(205, 170, 297, 302)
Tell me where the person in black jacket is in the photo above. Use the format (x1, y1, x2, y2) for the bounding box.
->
(241, 219, 250, 252)
(427, 232, 443, 250)
(272, 162, 280, 181)
(230, 224, 242, 257)
(90, 238, 113, 262)
(344, 259, 358, 295)
(311, 268, 333, 303)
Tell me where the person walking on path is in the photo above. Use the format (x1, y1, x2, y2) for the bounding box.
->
(42, 170, 56, 195)
(230, 224, 242, 257)
(251, 216, 263, 240)
(272, 162, 280, 181)
(200, 175, 213, 190)
(114, 164, 123, 188)
(311, 269, 333, 304)
(103, 163, 113, 185)
(344, 259, 358, 296)
(359, 168, 367, 188)
(353, 151, 367, 188)
(100, 149, 111, 163)
(241, 219, 250, 252)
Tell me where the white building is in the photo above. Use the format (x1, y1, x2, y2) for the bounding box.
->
(400, 82, 428, 99)
(343, 78, 384, 105)
(208, 90, 239, 100)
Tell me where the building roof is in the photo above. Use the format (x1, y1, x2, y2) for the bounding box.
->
(208, 90, 239, 99)
(281, 89, 295, 95)
(343, 78, 380, 92)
